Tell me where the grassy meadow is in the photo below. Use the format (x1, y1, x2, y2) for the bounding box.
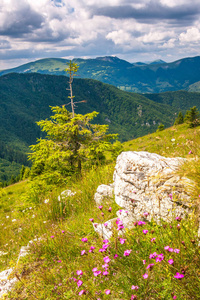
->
(0, 123, 200, 299)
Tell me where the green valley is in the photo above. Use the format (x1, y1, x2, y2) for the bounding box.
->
(1, 72, 200, 183)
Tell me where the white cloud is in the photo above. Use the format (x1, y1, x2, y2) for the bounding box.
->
(0, 0, 200, 68)
(159, 38, 176, 49)
(106, 30, 132, 45)
(179, 27, 200, 43)
(137, 31, 175, 43)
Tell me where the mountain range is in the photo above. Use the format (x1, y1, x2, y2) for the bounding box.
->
(1, 55, 200, 93)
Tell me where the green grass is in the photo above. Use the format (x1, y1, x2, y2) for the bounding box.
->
(1, 124, 200, 299)
(123, 123, 200, 158)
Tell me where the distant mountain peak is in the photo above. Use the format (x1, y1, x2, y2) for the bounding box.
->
(95, 56, 128, 64)
(149, 59, 166, 65)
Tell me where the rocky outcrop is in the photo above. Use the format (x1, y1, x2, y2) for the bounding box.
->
(114, 151, 193, 223)
(94, 151, 196, 238)
(94, 184, 114, 205)
(0, 238, 41, 298)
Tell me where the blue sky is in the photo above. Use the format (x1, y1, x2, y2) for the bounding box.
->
(0, 0, 200, 69)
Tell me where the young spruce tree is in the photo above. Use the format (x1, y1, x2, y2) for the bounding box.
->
(184, 106, 200, 128)
(29, 61, 119, 185)
(174, 111, 184, 125)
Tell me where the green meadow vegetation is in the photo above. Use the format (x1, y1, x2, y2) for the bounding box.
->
(0, 121, 200, 299)
(0, 63, 200, 299)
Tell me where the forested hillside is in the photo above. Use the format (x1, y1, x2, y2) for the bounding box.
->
(1, 72, 200, 182)
(144, 90, 200, 112)
(0, 72, 175, 147)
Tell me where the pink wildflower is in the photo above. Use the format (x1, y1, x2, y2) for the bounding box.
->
(103, 239, 109, 243)
(81, 237, 88, 242)
(98, 205, 103, 210)
(103, 270, 109, 276)
(99, 248, 105, 253)
(164, 246, 170, 251)
(124, 249, 132, 256)
(151, 238, 156, 242)
(89, 218, 94, 222)
(174, 272, 184, 279)
(168, 259, 174, 265)
(108, 207, 112, 212)
(174, 248, 180, 253)
(103, 256, 111, 263)
(119, 238, 126, 244)
(131, 285, 139, 290)
(89, 246, 95, 253)
(143, 260, 146, 264)
(79, 290, 86, 295)
(102, 263, 109, 269)
(93, 271, 101, 276)
(146, 263, 154, 270)
(131, 296, 137, 299)
(102, 244, 109, 250)
(143, 212, 149, 217)
(114, 254, 118, 259)
(149, 252, 157, 259)
(143, 273, 148, 279)
(116, 218, 124, 230)
(156, 254, 164, 262)
(143, 230, 148, 234)
(77, 280, 83, 287)
(77, 270, 83, 276)
(92, 267, 98, 272)
(102, 244, 109, 251)
(81, 250, 86, 255)
(105, 289, 111, 295)
(173, 296, 177, 299)
(138, 221, 146, 226)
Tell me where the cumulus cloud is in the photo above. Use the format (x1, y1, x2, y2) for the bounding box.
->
(0, 0, 44, 37)
(179, 27, 200, 43)
(0, 0, 200, 68)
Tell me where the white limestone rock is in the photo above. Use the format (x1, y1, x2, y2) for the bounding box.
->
(94, 184, 114, 205)
(93, 151, 198, 239)
(0, 268, 17, 298)
(113, 151, 193, 224)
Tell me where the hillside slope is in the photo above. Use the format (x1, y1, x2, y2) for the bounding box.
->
(0, 73, 175, 148)
(0, 72, 174, 182)
(144, 90, 200, 112)
(2, 73, 200, 182)
(1, 55, 200, 93)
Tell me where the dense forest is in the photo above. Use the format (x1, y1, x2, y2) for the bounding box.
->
(1, 72, 200, 183)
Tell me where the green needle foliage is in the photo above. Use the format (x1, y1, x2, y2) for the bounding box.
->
(184, 106, 200, 128)
(29, 106, 118, 185)
(174, 111, 184, 125)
